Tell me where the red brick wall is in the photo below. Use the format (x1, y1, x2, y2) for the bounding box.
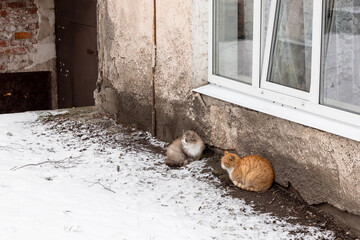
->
(0, 0, 39, 71)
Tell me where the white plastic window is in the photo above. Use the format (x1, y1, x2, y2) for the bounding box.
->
(200, 0, 360, 142)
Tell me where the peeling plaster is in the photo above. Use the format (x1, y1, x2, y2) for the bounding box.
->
(25, 42, 56, 70)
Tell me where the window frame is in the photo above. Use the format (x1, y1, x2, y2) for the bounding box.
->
(261, 0, 321, 101)
(200, 0, 360, 142)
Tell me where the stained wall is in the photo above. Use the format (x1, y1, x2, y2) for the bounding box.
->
(95, 0, 360, 226)
(95, 0, 153, 131)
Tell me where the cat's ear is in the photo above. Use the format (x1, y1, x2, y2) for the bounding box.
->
(224, 151, 229, 155)
(229, 155, 233, 161)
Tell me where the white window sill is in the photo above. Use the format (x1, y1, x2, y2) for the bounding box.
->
(193, 84, 360, 142)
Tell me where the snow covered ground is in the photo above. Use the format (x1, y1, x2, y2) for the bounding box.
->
(0, 110, 335, 240)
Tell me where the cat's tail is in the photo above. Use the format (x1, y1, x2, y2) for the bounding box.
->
(233, 180, 264, 192)
(181, 158, 195, 166)
(165, 159, 179, 167)
(165, 158, 193, 168)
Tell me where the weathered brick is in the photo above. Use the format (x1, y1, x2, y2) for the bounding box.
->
(5, 47, 26, 55)
(29, 38, 38, 44)
(26, 7, 37, 14)
(15, 32, 32, 39)
(0, 3, 2, 10)
(9, 8, 22, 17)
(5, 25, 16, 32)
(10, 39, 24, 46)
(7, 2, 26, 9)
(0, 40, 7, 47)
(28, 0, 36, 7)
(26, 22, 39, 30)
(0, 32, 12, 41)
(0, 10, 7, 17)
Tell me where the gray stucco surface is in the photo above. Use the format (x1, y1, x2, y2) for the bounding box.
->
(94, 0, 360, 221)
(95, 0, 153, 131)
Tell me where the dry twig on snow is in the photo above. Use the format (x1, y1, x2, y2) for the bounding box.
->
(85, 179, 116, 193)
(10, 154, 83, 171)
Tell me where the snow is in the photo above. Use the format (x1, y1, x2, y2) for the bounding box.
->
(0, 110, 335, 240)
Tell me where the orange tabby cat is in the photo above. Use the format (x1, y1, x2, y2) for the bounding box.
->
(221, 151, 274, 192)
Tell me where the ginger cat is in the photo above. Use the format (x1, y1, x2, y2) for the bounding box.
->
(221, 151, 274, 192)
(165, 130, 205, 167)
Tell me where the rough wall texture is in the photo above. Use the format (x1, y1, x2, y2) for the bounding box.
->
(0, 0, 57, 108)
(199, 95, 360, 216)
(95, 0, 153, 132)
(95, 0, 360, 221)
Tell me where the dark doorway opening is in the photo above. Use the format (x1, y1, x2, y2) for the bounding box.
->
(55, 0, 98, 108)
(0, 72, 51, 114)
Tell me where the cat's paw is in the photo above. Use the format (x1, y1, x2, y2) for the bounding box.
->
(233, 180, 238, 186)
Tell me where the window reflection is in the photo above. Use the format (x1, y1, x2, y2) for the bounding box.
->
(214, 0, 254, 84)
(267, 0, 313, 92)
(321, 0, 360, 114)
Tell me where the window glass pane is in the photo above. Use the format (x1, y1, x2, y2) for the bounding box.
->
(214, 0, 254, 84)
(321, 0, 360, 114)
(267, 0, 313, 92)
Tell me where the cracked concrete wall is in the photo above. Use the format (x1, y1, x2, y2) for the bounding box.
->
(95, 0, 153, 131)
(95, 0, 360, 222)
(0, 0, 57, 108)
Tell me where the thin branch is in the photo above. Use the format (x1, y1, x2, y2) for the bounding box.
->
(85, 180, 116, 193)
(11, 160, 54, 171)
(269, 197, 276, 205)
(10, 154, 83, 171)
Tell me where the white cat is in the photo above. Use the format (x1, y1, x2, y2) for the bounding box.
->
(165, 130, 205, 167)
